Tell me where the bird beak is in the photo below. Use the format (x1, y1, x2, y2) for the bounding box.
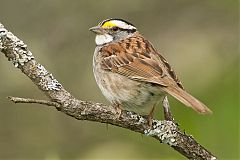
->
(89, 26, 105, 34)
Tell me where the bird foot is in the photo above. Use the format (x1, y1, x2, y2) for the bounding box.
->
(146, 106, 155, 129)
(113, 103, 123, 119)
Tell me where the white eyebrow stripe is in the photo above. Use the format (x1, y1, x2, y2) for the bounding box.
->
(111, 20, 136, 30)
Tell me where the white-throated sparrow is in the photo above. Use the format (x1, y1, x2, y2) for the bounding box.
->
(90, 18, 212, 122)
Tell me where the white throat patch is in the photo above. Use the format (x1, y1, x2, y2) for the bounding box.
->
(95, 34, 113, 45)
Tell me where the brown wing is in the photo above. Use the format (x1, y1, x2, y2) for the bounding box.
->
(99, 33, 184, 89)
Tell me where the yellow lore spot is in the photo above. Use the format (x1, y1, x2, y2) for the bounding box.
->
(101, 21, 117, 28)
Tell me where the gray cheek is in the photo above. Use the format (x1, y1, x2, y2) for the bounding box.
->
(112, 32, 129, 41)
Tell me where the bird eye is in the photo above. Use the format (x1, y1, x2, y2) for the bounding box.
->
(112, 27, 119, 31)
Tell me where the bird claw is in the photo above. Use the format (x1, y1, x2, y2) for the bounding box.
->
(113, 103, 123, 119)
(146, 106, 155, 129)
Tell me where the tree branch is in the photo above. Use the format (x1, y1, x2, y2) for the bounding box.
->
(0, 23, 217, 160)
(7, 96, 60, 108)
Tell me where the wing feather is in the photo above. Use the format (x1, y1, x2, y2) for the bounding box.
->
(99, 33, 183, 88)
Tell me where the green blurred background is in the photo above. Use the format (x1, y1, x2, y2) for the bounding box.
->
(0, 0, 238, 159)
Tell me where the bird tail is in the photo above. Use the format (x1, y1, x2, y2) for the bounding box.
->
(163, 86, 212, 114)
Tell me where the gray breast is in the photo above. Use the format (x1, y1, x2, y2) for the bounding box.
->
(93, 46, 164, 115)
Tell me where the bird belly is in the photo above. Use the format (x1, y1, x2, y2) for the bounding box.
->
(94, 68, 164, 115)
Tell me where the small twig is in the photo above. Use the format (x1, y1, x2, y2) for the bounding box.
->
(7, 96, 60, 108)
(162, 96, 174, 121)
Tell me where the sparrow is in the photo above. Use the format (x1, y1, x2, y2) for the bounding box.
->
(89, 18, 212, 124)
